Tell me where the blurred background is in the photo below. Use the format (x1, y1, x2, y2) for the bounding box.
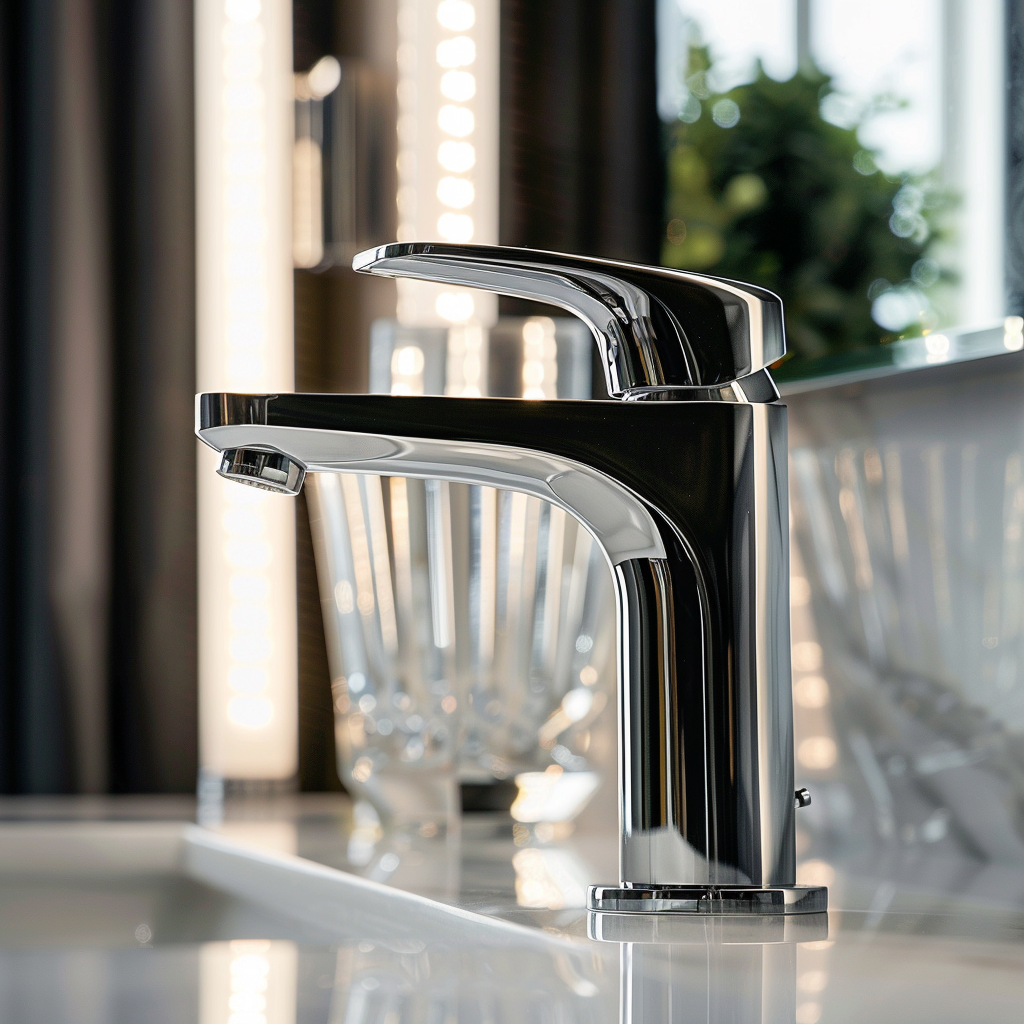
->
(0, 0, 1020, 800)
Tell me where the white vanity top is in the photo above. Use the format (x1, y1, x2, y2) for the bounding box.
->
(0, 794, 1020, 1023)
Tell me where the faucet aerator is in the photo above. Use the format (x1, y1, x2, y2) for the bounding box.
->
(217, 447, 306, 496)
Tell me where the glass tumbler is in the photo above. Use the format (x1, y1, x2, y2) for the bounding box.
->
(306, 316, 616, 827)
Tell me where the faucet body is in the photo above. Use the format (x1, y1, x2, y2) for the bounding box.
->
(196, 243, 826, 914)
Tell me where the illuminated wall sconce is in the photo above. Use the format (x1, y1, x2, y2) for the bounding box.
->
(195, 0, 297, 794)
(395, 0, 499, 330)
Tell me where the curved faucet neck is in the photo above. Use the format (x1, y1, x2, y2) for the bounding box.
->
(353, 243, 786, 399)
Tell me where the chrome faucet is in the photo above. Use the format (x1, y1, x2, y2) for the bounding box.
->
(196, 242, 826, 915)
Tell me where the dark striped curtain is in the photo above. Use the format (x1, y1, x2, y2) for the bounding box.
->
(499, 0, 663, 264)
(0, 0, 197, 793)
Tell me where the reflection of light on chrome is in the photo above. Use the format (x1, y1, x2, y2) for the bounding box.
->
(794, 675, 830, 709)
(924, 332, 950, 363)
(798, 736, 838, 771)
(1004, 315, 1024, 351)
(511, 767, 600, 823)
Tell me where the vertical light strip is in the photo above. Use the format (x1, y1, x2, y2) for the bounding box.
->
(942, 0, 1005, 325)
(196, 0, 297, 781)
(395, 0, 499, 330)
(199, 940, 298, 1024)
(521, 317, 558, 400)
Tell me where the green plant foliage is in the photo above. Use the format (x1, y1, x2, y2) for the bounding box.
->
(663, 46, 952, 359)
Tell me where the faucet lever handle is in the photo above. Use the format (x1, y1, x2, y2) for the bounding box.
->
(353, 242, 785, 399)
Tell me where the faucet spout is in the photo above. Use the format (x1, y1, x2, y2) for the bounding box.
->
(197, 391, 823, 913)
(195, 243, 826, 915)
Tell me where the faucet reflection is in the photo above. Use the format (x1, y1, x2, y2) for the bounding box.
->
(197, 242, 825, 915)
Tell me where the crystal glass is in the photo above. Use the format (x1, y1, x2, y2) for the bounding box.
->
(307, 317, 616, 826)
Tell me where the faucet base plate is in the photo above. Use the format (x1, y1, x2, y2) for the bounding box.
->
(587, 884, 827, 916)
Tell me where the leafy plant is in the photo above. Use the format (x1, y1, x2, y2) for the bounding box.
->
(662, 46, 953, 359)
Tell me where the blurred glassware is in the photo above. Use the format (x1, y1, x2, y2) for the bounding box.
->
(781, 324, 1024, 894)
(307, 316, 616, 827)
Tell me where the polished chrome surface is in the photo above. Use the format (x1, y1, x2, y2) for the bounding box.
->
(587, 883, 827, 915)
(353, 243, 786, 398)
(216, 445, 305, 495)
(197, 244, 821, 915)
